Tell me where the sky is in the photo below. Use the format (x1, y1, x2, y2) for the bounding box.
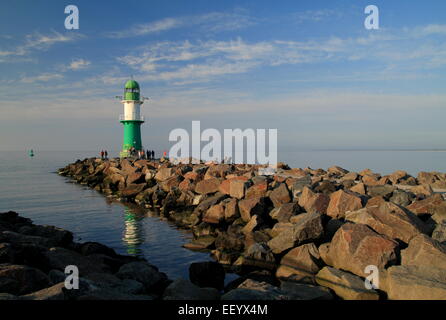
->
(0, 0, 445, 153)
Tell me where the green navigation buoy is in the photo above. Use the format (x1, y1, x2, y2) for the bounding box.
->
(29, 149, 34, 157)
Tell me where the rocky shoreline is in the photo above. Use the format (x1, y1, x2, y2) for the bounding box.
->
(7, 157, 445, 300)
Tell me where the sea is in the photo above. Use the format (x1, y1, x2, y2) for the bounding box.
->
(0, 150, 445, 280)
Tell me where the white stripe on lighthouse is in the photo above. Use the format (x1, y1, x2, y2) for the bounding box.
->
(123, 100, 143, 121)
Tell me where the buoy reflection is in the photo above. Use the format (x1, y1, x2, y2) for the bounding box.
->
(122, 208, 145, 257)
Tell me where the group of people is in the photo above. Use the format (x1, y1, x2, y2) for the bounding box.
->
(99, 148, 156, 160)
(100, 150, 108, 159)
(128, 147, 155, 160)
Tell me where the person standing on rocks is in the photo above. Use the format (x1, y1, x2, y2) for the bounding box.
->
(100, 150, 104, 160)
(152, 150, 155, 159)
(146, 149, 151, 160)
(104, 150, 108, 159)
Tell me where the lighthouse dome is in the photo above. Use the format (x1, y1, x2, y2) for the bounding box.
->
(124, 79, 140, 100)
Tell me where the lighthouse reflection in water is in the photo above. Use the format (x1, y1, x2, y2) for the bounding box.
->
(122, 209, 144, 256)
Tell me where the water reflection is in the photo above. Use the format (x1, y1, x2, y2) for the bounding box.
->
(122, 208, 145, 257)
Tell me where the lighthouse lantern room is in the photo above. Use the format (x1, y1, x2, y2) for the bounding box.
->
(119, 79, 145, 158)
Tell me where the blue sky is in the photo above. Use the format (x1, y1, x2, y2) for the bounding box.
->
(0, 0, 445, 152)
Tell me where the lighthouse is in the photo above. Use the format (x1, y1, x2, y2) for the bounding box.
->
(119, 79, 145, 158)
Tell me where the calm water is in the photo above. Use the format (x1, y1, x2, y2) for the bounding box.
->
(0, 150, 445, 279)
(0, 150, 212, 280)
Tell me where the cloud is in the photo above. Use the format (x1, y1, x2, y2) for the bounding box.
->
(107, 18, 182, 38)
(67, 58, 91, 70)
(20, 73, 64, 83)
(106, 10, 256, 38)
(412, 24, 446, 37)
(113, 23, 446, 86)
(292, 9, 343, 23)
(0, 31, 82, 63)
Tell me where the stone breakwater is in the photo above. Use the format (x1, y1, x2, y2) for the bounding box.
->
(56, 157, 446, 300)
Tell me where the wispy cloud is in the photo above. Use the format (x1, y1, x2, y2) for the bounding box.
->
(0, 31, 82, 63)
(66, 58, 91, 70)
(292, 9, 343, 23)
(412, 24, 446, 37)
(106, 10, 256, 38)
(20, 73, 63, 83)
(113, 24, 446, 85)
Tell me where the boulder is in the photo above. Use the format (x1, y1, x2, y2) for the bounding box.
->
(238, 197, 265, 222)
(241, 243, 276, 270)
(222, 279, 285, 300)
(314, 180, 337, 195)
(327, 166, 349, 176)
(184, 236, 216, 250)
(326, 189, 363, 219)
(389, 190, 412, 207)
(327, 223, 399, 278)
(382, 265, 446, 300)
(84, 273, 144, 295)
(195, 178, 221, 195)
(318, 243, 332, 266)
(0, 230, 56, 248)
(269, 203, 300, 223)
(154, 168, 173, 182)
(229, 179, 250, 199)
(126, 172, 145, 185)
(0, 243, 15, 263)
(163, 278, 220, 300)
(193, 193, 227, 218)
(280, 282, 333, 300)
(178, 179, 194, 192)
(350, 183, 366, 195)
(242, 215, 262, 234)
(203, 203, 225, 224)
(79, 242, 116, 257)
(189, 261, 225, 290)
(345, 202, 428, 244)
(214, 229, 245, 252)
(362, 175, 379, 186)
(315, 267, 379, 300)
(366, 185, 395, 199)
(389, 170, 408, 184)
(245, 182, 268, 199)
(298, 187, 329, 214)
(341, 172, 359, 182)
(290, 175, 312, 198)
(417, 171, 440, 185)
(276, 243, 322, 283)
(18, 225, 73, 248)
(121, 183, 145, 197)
(184, 171, 198, 181)
(43, 247, 112, 275)
(406, 194, 446, 220)
(267, 212, 323, 254)
(366, 196, 386, 207)
(269, 184, 291, 207)
(0, 264, 50, 295)
(400, 234, 446, 269)
(224, 198, 239, 222)
(120, 159, 136, 173)
(22, 282, 66, 300)
(432, 222, 446, 245)
(410, 184, 434, 197)
(116, 261, 167, 292)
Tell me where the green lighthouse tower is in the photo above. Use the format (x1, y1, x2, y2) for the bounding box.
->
(119, 79, 146, 158)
